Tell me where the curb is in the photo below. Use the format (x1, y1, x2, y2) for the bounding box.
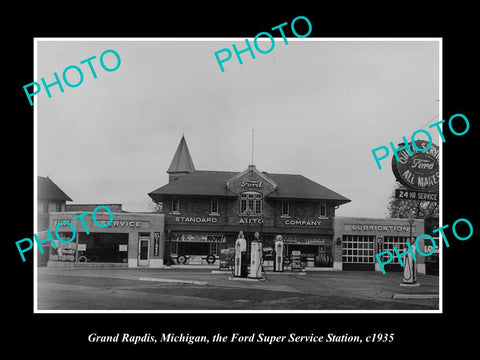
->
(162, 265, 218, 269)
(228, 277, 264, 282)
(264, 271, 307, 276)
(304, 268, 337, 272)
(393, 293, 439, 300)
(212, 270, 307, 276)
(138, 277, 208, 286)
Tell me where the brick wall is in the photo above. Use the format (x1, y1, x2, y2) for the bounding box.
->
(164, 195, 335, 231)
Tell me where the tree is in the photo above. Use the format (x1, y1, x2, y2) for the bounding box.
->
(386, 183, 439, 234)
(146, 199, 163, 213)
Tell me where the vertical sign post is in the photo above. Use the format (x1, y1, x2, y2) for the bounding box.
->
(154, 232, 160, 256)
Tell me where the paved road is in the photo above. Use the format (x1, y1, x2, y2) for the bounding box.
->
(36, 267, 439, 311)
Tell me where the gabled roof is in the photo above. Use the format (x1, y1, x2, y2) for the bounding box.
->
(149, 170, 350, 204)
(38, 176, 72, 201)
(226, 165, 277, 190)
(265, 173, 349, 203)
(150, 171, 237, 198)
(167, 135, 195, 174)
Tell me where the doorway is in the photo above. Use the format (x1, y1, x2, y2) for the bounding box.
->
(138, 233, 150, 266)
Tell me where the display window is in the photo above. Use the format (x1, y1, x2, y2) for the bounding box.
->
(77, 232, 128, 263)
(284, 244, 333, 267)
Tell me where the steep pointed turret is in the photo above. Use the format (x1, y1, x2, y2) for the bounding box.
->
(167, 135, 195, 183)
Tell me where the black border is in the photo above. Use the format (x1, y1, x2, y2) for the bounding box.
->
(7, 4, 477, 354)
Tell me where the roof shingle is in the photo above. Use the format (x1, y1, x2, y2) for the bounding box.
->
(38, 176, 72, 201)
(167, 135, 195, 174)
(149, 170, 350, 204)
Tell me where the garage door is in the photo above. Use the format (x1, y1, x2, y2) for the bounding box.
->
(342, 235, 375, 271)
(381, 236, 410, 272)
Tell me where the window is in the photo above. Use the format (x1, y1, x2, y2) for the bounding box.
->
(170, 241, 178, 255)
(55, 203, 65, 212)
(255, 199, 261, 214)
(171, 197, 180, 213)
(240, 198, 247, 213)
(210, 198, 219, 214)
(209, 242, 219, 255)
(319, 203, 327, 217)
(281, 201, 290, 216)
(240, 192, 262, 215)
(48, 202, 56, 212)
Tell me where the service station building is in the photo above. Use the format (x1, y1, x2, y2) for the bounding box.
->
(43, 136, 426, 274)
(48, 208, 165, 268)
(147, 136, 426, 273)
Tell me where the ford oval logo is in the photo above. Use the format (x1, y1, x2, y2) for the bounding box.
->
(407, 154, 438, 175)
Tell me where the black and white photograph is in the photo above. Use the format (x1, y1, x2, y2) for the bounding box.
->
(34, 38, 441, 312)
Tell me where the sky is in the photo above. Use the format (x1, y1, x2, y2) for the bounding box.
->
(36, 39, 440, 218)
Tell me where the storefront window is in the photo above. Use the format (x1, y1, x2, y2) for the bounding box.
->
(170, 233, 226, 263)
(170, 241, 178, 254)
(177, 242, 210, 255)
(240, 192, 262, 215)
(284, 243, 333, 267)
(51, 232, 76, 262)
(209, 242, 219, 255)
(77, 232, 128, 263)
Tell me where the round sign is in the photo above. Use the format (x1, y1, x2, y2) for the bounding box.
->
(391, 140, 439, 190)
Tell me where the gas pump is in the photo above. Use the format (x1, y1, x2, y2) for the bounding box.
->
(234, 231, 247, 277)
(274, 235, 284, 272)
(248, 232, 263, 279)
(402, 238, 417, 285)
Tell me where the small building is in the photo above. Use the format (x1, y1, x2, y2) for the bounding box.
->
(333, 217, 426, 274)
(47, 208, 165, 268)
(37, 176, 72, 266)
(37, 176, 72, 231)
